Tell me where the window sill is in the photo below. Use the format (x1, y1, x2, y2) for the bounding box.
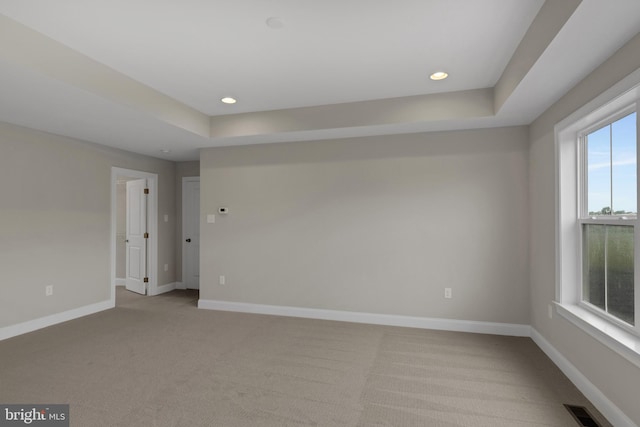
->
(554, 302, 640, 369)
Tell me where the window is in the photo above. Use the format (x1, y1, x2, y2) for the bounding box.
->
(556, 74, 640, 367)
(580, 112, 637, 327)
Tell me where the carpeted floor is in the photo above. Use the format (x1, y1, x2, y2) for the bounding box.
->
(0, 288, 611, 426)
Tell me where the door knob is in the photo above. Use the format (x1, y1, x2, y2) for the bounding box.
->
(185, 238, 191, 242)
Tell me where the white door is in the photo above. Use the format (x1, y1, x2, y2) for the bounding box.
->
(183, 178, 200, 289)
(126, 179, 147, 295)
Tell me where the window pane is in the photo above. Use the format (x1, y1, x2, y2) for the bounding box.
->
(583, 224, 606, 310)
(582, 224, 635, 325)
(611, 112, 637, 215)
(606, 225, 635, 325)
(587, 126, 612, 215)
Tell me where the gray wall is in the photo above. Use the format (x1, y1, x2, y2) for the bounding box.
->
(200, 127, 530, 323)
(0, 122, 176, 327)
(1, 30, 638, 425)
(529, 33, 640, 425)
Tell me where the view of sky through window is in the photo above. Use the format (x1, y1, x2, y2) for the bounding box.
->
(587, 112, 637, 215)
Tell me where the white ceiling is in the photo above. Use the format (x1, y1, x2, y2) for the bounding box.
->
(0, 0, 640, 161)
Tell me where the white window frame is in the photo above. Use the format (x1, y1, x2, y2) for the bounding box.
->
(555, 69, 640, 369)
(578, 107, 637, 333)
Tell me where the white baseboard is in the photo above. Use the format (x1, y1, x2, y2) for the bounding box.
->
(115, 278, 126, 287)
(1, 295, 635, 426)
(150, 282, 177, 296)
(197, 299, 531, 337)
(175, 282, 186, 290)
(198, 299, 636, 425)
(0, 300, 113, 341)
(530, 328, 638, 427)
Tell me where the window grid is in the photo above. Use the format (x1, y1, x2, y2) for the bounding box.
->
(555, 75, 640, 365)
(578, 109, 638, 333)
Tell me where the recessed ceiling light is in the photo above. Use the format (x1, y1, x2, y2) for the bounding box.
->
(160, 149, 171, 153)
(430, 71, 448, 81)
(221, 97, 237, 104)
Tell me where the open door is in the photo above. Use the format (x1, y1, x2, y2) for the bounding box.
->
(126, 179, 147, 295)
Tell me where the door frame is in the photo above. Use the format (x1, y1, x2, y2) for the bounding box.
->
(181, 176, 200, 290)
(110, 167, 158, 304)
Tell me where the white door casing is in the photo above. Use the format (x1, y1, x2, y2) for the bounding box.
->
(126, 179, 147, 295)
(182, 177, 200, 290)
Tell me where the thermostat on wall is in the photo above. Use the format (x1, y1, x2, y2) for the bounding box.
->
(218, 207, 229, 214)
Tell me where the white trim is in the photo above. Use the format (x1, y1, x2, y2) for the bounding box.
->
(175, 282, 186, 290)
(110, 167, 158, 302)
(115, 278, 126, 287)
(0, 294, 635, 425)
(555, 302, 640, 369)
(149, 282, 177, 296)
(0, 300, 113, 341)
(197, 299, 531, 337)
(555, 69, 640, 336)
(531, 328, 639, 427)
(555, 68, 640, 133)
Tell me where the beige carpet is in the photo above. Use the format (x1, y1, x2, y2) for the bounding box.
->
(0, 288, 611, 427)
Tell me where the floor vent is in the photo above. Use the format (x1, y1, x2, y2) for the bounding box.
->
(564, 404, 602, 427)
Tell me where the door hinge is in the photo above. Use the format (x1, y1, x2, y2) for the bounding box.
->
(144, 277, 149, 283)
(144, 188, 149, 195)
(144, 232, 149, 239)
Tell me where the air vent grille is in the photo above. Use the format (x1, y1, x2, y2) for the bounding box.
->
(564, 404, 602, 427)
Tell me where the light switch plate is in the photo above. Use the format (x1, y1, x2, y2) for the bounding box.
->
(207, 214, 215, 223)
